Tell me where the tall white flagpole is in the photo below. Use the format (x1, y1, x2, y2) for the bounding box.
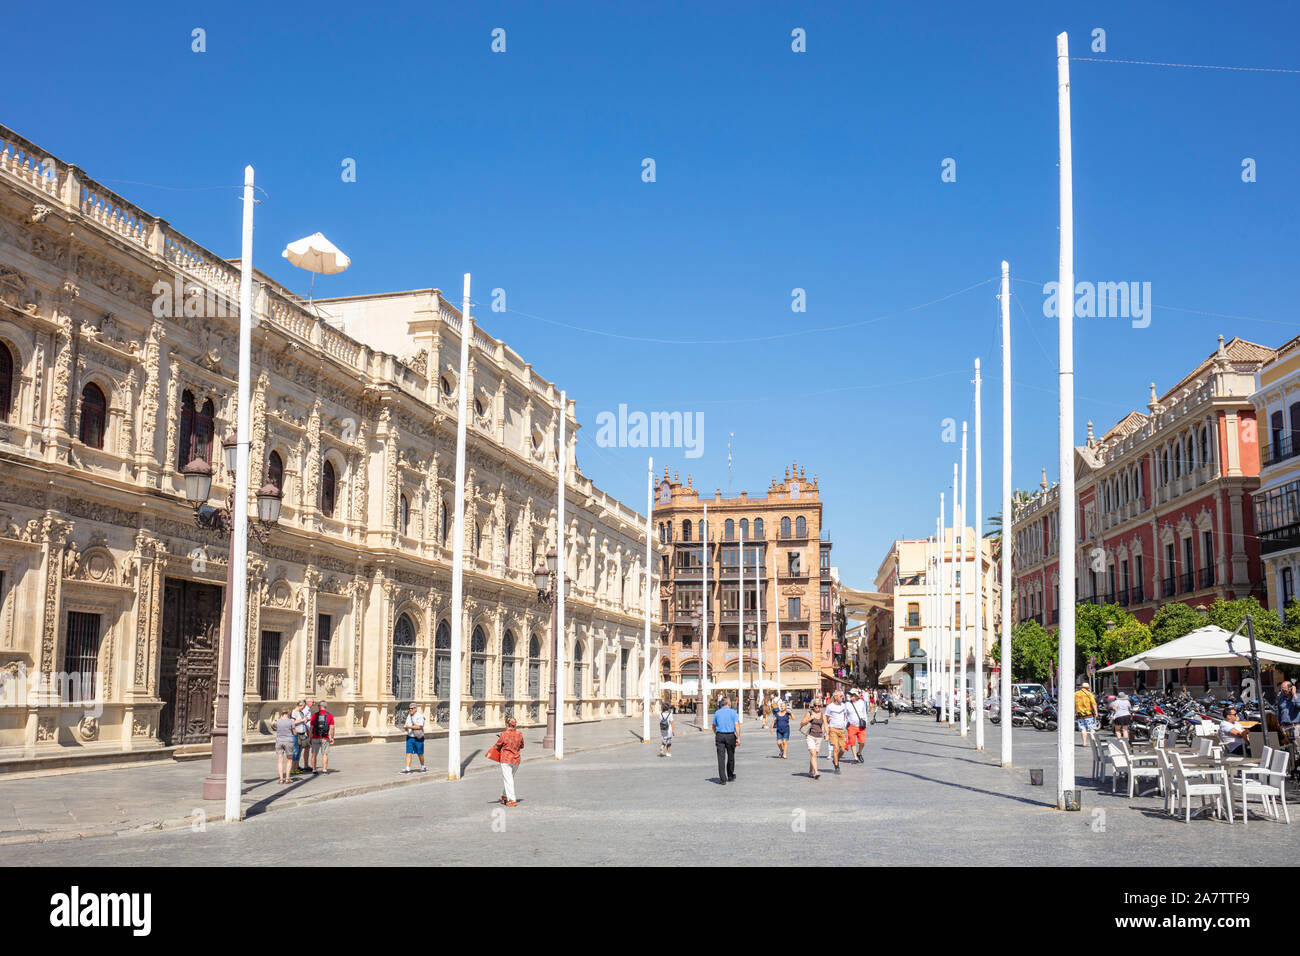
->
(950, 465, 960, 727)
(224, 165, 255, 823)
(1056, 30, 1077, 808)
(447, 273, 472, 781)
(925, 537, 934, 703)
(555, 390, 567, 758)
(738, 520, 745, 723)
(1000, 260, 1014, 767)
(773, 546, 781, 706)
(754, 533, 763, 705)
(941, 491, 949, 724)
(701, 503, 709, 728)
(643, 456, 653, 743)
(960, 424, 969, 738)
(974, 359, 985, 749)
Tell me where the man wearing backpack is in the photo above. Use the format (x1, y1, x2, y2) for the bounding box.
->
(310, 700, 335, 774)
(658, 702, 674, 757)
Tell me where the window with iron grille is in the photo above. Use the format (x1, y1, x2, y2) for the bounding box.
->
(259, 631, 281, 700)
(63, 612, 101, 702)
(316, 614, 332, 667)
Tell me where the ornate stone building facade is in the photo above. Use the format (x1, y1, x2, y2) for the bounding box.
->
(0, 125, 659, 761)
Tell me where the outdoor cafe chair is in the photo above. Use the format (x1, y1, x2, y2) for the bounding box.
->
(1088, 734, 1109, 782)
(1117, 738, 1161, 798)
(1232, 750, 1292, 825)
(1104, 741, 1129, 794)
(1169, 752, 1233, 824)
(1196, 737, 1214, 757)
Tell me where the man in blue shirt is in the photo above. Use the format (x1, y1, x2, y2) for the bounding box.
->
(712, 695, 740, 785)
(1277, 680, 1299, 769)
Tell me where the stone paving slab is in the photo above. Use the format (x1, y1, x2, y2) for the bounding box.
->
(0, 715, 659, 846)
(3, 714, 1294, 865)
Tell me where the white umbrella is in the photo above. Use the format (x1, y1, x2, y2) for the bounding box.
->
(281, 232, 350, 304)
(1099, 624, 1300, 672)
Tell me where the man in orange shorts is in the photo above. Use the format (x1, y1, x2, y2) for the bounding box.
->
(845, 689, 868, 761)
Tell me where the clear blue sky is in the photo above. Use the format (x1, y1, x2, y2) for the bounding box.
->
(8, 1, 1298, 587)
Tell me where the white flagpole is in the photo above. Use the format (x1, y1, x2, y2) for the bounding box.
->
(755, 533, 763, 706)
(1056, 30, 1077, 808)
(950, 465, 959, 727)
(555, 390, 567, 758)
(224, 164, 255, 823)
(940, 491, 949, 724)
(701, 503, 709, 729)
(1000, 260, 1014, 767)
(960, 424, 969, 738)
(447, 272, 472, 781)
(773, 546, 781, 707)
(643, 456, 653, 743)
(974, 360, 985, 749)
(739, 520, 745, 724)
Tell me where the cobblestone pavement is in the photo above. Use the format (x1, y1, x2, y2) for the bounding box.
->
(2, 715, 1294, 865)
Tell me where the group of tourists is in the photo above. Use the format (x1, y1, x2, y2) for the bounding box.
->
(272, 697, 335, 783)
(704, 687, 872, 784)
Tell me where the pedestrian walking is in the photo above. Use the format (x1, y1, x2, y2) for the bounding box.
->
(273, 709, 295, 783)
(488, 716, 524, 805)
(761, 694, 772, 730)
(1277, 680, 1300, 771)
(402, 702, 427, 773)
(847, 689, 869, 761)
(1074, 679, 1099, 749)
(290, 698, 310, 775)
(800, 700, 826, 779)
(824, 690, 850, 773)
(712, 694, 740, 785)
(658, 702, 674, 756)
(310, 700, 334, 773)
(771, 698, 791, 758)
(1110, 691, 1133, 740)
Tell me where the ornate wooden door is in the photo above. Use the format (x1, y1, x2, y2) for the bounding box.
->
(159, 578, 222, 746)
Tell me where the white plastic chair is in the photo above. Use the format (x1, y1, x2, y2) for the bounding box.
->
(1232, 750, 1292, 825)
(1104, 742, 1129, 794)
(1117, 739, 1162, 798)
(1196, 737, 1213, 757)
(1170, 753, 1233, 824)
(1154, 748, 1177, 816)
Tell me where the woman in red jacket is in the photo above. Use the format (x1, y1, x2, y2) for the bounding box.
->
(491, 717, 525, 806)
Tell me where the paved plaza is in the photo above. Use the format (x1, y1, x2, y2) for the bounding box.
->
(1, 714, 1293, 866)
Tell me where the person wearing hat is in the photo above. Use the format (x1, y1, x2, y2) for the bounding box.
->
(1073, 679, 1099, 749)
(847, 689, 869, 761)
(402, 702, 427, 773)
(1109, 691, 1133, 740)
(489, 717, 525, 806)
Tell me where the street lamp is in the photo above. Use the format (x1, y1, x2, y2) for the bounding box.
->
(535, 547, 571, 750)
(745, 623, 758, 718)
(692, 609, 708, 728)
(189, 443, 283, 802)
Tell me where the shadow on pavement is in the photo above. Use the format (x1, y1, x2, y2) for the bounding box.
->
(877, 766, 1055, 808)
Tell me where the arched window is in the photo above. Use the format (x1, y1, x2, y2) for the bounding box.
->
(753, 518, 763, 539)
(470, 625, 487, 701)
(528, 635, 542, 712)
(501, 631, 517, 717)
(434, 620, 452, 699)
(739, 518, 749, 540)
(667, 521, 672, 542)
(321, 460, 337, 517)
(78, 383, 107, 449)
(0, 343, 13, 422)
(177, 390, 196, 468)
(267, 450, 284, 491)
(573, 640, 585, 702)
(392, 614, 416, 699)
(725, 518, 735, 540)
(399, 494, 410, 536)
(1200, 426, 1211, 469)
(795, 515, 807, 537)
(781, 516, 791, 538)
(682, 519, 692, 542)
(658, 522, 665, 544)
(195, 398, 215, 466)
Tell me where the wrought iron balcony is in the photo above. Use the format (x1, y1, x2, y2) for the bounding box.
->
(1198, 566, 1215, 589)
(1262, 435, 1300, 469)
(1162, 576, 1177, 598)
(1179, 571, 1194, 594)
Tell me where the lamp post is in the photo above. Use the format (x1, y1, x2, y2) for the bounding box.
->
(536, 547, 571, 750)
(745, 623, 758, 719)
(189, 434, 283, 803)
(692, 609, 707, 728)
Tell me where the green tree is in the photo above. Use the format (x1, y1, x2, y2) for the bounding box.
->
(1074, 602, 1137, 672)
(1204, 596, 1284, 646)
(1009, 620, 1056, 682)
(1148, 602, 1203, 646)
(1099, 618, 1153, 668)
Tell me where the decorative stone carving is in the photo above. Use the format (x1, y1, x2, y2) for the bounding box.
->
(29, 203, 52, 224)
(36, 714, 57, 742)
(76, 716, 99, 742)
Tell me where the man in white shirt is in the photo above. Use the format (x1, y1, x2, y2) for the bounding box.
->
(290, 698, 310, 775)
(402, 702, 428, 773)
(1218, 707, 1248, 755)
(823, 691, 851, 774)
(846, 689, 869, 762)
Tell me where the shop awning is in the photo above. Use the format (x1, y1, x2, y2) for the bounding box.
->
(879, 662, 906, 683)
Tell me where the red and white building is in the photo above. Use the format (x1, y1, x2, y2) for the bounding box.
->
(1010, 336, 1275, 690)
